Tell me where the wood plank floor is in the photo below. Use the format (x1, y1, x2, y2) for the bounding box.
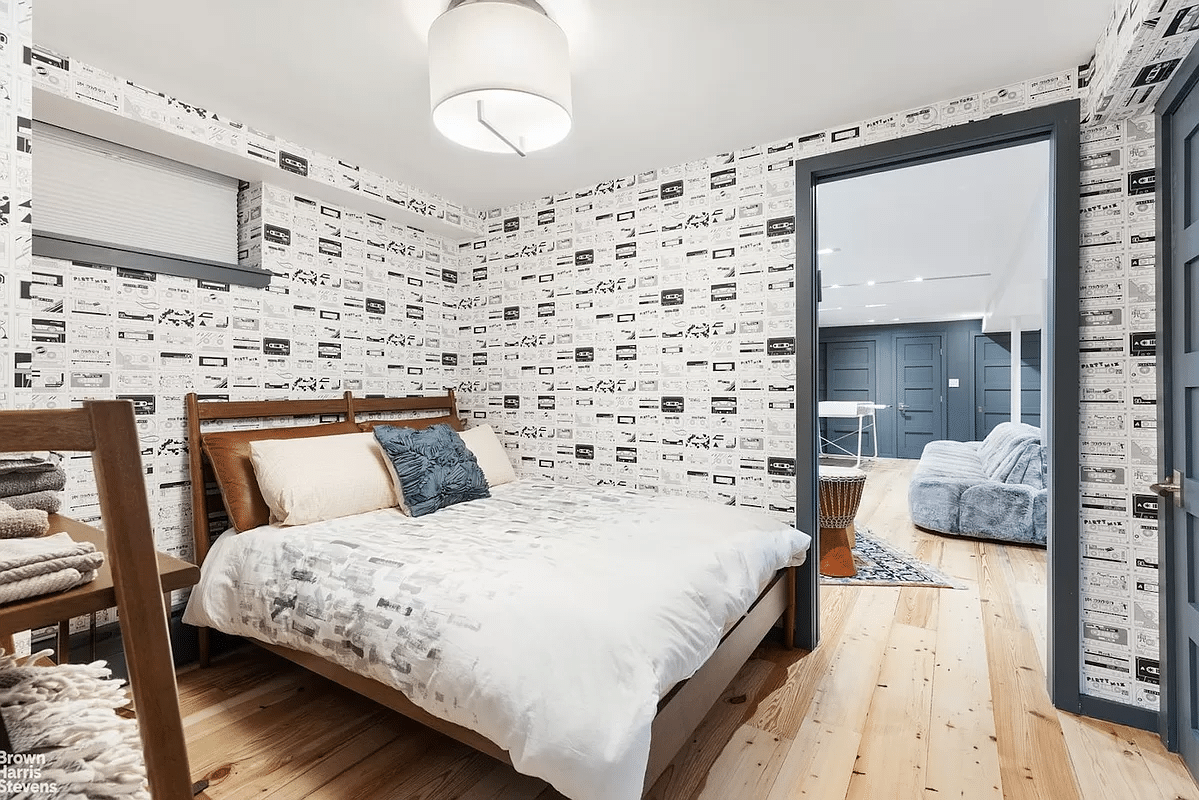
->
(178, 458, 1199, 799)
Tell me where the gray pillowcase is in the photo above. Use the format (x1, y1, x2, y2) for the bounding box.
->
(372, 423, 490, 517)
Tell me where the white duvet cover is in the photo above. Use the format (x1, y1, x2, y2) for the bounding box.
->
(183, 480, 811, 799)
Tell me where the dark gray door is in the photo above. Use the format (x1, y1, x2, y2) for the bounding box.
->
(975, 335, 1014, 438)
(974, 332, 1043, 438)
(823, 339, 876, 456)
(1019, 335, 1043, 429)
(1164, 71, 1199, 778)
(895, 335, 944, 458)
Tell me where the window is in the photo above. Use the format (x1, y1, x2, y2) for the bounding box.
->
(32, 122, 268, 287)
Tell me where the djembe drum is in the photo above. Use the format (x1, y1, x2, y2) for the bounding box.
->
(818, 465, 867, 577)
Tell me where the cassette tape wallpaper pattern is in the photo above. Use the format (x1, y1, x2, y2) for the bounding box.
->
(1077, 112, 1162, 709)
(28, 45, 483, 236)
(1085, 0, 1199, 125)
(454, 72, 1164, 710)
(0, 0, 32, 410)
(13, 183, 463, 571)
(452, 166, 803, 515)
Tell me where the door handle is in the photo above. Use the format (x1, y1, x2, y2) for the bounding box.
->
(1151, 469, 1184, 507)
(897, 403, 910, 411)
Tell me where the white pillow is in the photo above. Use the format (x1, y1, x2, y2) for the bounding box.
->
(459, 425, 517, 487)
(249, 432, 399, 526)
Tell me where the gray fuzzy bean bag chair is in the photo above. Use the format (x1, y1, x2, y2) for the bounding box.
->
(908, 422, 1046, 546)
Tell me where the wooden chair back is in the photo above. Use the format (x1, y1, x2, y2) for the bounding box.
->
(0, 401, 193, 800)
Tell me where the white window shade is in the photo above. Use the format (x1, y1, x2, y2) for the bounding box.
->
(33, 122, 250, 276)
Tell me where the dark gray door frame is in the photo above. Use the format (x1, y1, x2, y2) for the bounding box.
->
(792, 101, 1083, 715)
(1154, 40, 1199, 753)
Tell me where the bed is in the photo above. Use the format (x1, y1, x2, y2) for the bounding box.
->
(181, 391, 811, 799)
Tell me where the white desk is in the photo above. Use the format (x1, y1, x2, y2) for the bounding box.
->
(818, 401, 887, 468)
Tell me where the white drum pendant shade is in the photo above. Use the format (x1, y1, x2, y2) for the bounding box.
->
(429, 0, 572, 155)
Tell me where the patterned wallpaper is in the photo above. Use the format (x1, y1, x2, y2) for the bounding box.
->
(1085, 0, 1199, 124)
(0, 0, 32, 410)
(0, 2, 32, 653)
(18, 182, 461, 542)
(27, 44, 483, 237)
(0, 5, 1191, 709)
(12, 185, 461, 637)
(1076, 113, 1161, 709)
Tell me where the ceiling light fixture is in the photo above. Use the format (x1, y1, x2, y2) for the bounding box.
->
(817, 247, 841, 255)
(428, 0, 572, 157)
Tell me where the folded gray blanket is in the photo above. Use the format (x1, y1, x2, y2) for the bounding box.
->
(0, 532, 104, 603)
(3, 490, 62, 514)
(0, 452, 58, 475)
(0, 500, 48, 539)
(0, 468, 65, 496)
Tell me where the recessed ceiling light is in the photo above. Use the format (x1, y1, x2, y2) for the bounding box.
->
(866, 280, 875, 286)
(910, 276, 924, 282)
(866, 319, 875, 323)
(892, 317, 900, 321)
(828, 284, 841, 289)
(817, 247, 841, 255)
(865, 303, 886, 308)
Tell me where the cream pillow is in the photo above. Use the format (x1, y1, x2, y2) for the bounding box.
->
(249, 432, 399, 526)
(459, 425, 517, 487)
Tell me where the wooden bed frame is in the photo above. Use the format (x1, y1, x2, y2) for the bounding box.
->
(184, 390, 799, 792)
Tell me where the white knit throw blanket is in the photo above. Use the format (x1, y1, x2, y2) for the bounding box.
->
(0, 650, 149, 799)
(0, 534, 104, 605)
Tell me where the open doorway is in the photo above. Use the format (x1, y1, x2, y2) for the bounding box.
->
(790, 101, 1083, 714)
(816, 141, 1050, 463)
(809, 140, 1053, 682)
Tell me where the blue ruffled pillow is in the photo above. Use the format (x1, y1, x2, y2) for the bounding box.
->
(372, 423, 490, 517)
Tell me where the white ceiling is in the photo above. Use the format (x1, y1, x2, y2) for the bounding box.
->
(817, 141, 1051, 331)
(34, 0, 1113, 212)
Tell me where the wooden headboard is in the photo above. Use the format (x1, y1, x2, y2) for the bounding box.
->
(184, 390, 461, 564)
(184, 390, 461, 667)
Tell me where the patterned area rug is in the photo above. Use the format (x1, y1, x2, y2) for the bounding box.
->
(821, 528, 962, 588)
